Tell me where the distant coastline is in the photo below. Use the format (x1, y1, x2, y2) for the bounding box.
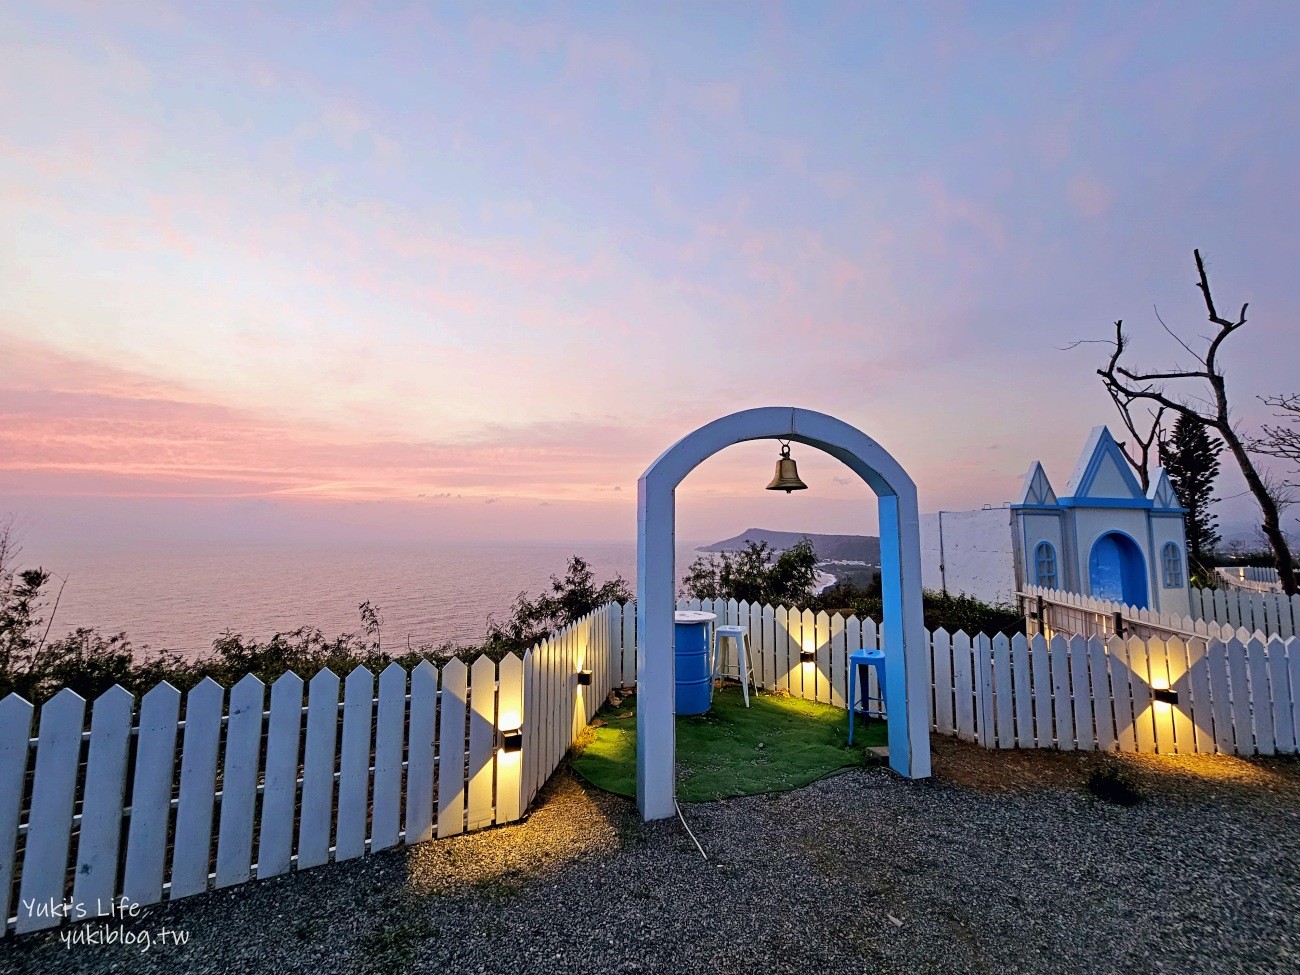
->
(697, 527, 880, 593)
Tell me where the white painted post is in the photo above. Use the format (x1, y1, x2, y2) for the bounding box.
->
(73, 686, 134, 915)
(0, 695, 33, 932)
(370, 663, 408, 851)
(171, 677, 224, 898)
(405, 661, 438, 845)
(636, 473, 677, 821)
(496, 652, 526, 823)
(436, 658, 468, 838)
(297, 669, 339, 870)
(18, 689, 85, 934)
(122, 682, 180, 906)
(335, 667, 374, 861)
(258, 671, 304, 878)
(215, 675, 263, 887)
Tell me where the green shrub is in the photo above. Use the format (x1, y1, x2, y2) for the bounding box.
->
(1085, 763, 1144, 806)
(680, 539, 818, 607)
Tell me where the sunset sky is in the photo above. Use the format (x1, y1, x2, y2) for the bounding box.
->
(3, 1, 1298, 549)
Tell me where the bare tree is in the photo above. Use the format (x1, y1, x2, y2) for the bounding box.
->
(1104, 387, 1164, 492)
(1096, 249, 1297, 595)
(1250, 393, 1300, 483)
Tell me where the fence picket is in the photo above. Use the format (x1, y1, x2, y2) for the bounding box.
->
(1162, 638, 1194, 755)
(1264, 636, 1292, 753)
(1182, 639, 1214, 754)
(72, 686, 133, 916)
(1009, 634, 1033, 747)
(929, 629, 953, 735)
(1108, 637, 1136, 752)
(1226, 638, 1254, 754)
(1288, 637, 1300, 752)
(437, 659, 468, 838)
(1086, 637, 1115, 751)
(1246, 637, 1274, 755)
(813, 610, 831, 704)
(621, 603, 636, 689)
(258, 672, 303, 879)
(122, 682, 180, 906)
(16, 689, 84, 933)
(0, 695, 33, 932)
(1147, 639, 1176, 754)
(370, 663, 407, 852)
(1066, 636, 1095, 751)
(829, 612, 847, 709)
(1048, 635, 1073, 748)
(496, 653, 526, 823)
(1126, 637, 1155, 754)
(335, 667, 374, 862)
(465, 657, 493, 832)
(171, 678, 224, 897)
(215, 675, 264, 887)
(992, 634, 1014, 748)
(297, 669, 339, 870)
(952, 631, 975, 742)
(405, 661, 438, 845)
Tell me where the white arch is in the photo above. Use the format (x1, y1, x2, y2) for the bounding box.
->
(636, 406, 931, 820)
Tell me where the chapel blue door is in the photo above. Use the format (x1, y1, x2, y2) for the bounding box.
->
(1088, 532, 1148, 608)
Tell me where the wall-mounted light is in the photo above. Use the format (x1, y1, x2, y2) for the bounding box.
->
(799, 648, 816, 663)
(498, 728, 523, 753)
(1152, 688, 1179, 706)
(577, 669, 593, 686)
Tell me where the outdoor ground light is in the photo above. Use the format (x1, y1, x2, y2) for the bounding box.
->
(577, 669, 593, 685)
(765, 441, 808, 493)
(499, 728, 523, 752)
(1152, 687, 1179, 705)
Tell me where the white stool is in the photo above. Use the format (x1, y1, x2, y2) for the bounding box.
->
(712, 625, 757, 707)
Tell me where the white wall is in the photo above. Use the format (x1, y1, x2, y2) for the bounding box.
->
(920, 507, 1016, 605)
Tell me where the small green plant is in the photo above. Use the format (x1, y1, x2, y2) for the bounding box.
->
(1085, 762, 1144, 806)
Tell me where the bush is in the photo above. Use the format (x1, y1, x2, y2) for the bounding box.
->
(808, 576, 1024, 636)
(1085, 762, 1144, 806)
(680, 539, 818, 606)
(484, 556, 632, 656)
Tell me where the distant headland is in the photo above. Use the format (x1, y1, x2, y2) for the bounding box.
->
(697, 528, 881, 566)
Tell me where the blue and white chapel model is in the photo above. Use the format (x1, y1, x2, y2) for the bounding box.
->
(920, 426, 1191, 615)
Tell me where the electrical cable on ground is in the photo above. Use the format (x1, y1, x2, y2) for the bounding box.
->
(674, 799, 708, 860)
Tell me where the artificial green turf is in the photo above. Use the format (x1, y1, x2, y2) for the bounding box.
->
(571, 684, 888, 803)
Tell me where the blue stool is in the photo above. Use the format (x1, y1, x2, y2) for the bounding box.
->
(848, 648, 886, 745)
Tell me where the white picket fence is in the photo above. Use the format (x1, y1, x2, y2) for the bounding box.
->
(1215, 565, 1283, 592)
(8, 598, 1297, 937)
(1019, 584, 1299, 642)
(1, 606, 617, 936)
(1190, 582, 1298, 634)
(606, 599, 1299, 756)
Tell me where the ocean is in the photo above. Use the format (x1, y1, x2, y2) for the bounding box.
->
(18, 541, 709, 660)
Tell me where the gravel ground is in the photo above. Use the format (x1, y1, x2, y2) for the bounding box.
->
(3, 737, 1297, 975)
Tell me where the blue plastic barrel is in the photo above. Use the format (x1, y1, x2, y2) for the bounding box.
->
(674, 620, 713, 715)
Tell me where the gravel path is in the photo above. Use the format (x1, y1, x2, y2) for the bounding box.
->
(3, 738, 1297, 975)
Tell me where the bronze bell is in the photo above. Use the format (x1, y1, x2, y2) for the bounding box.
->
(765, 443, 808, 493)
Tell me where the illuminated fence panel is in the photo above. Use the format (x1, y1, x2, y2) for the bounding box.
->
(5, 600, 1294, 936)
(1, 605, 605, 936)
(606, 599, 1299, 760)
